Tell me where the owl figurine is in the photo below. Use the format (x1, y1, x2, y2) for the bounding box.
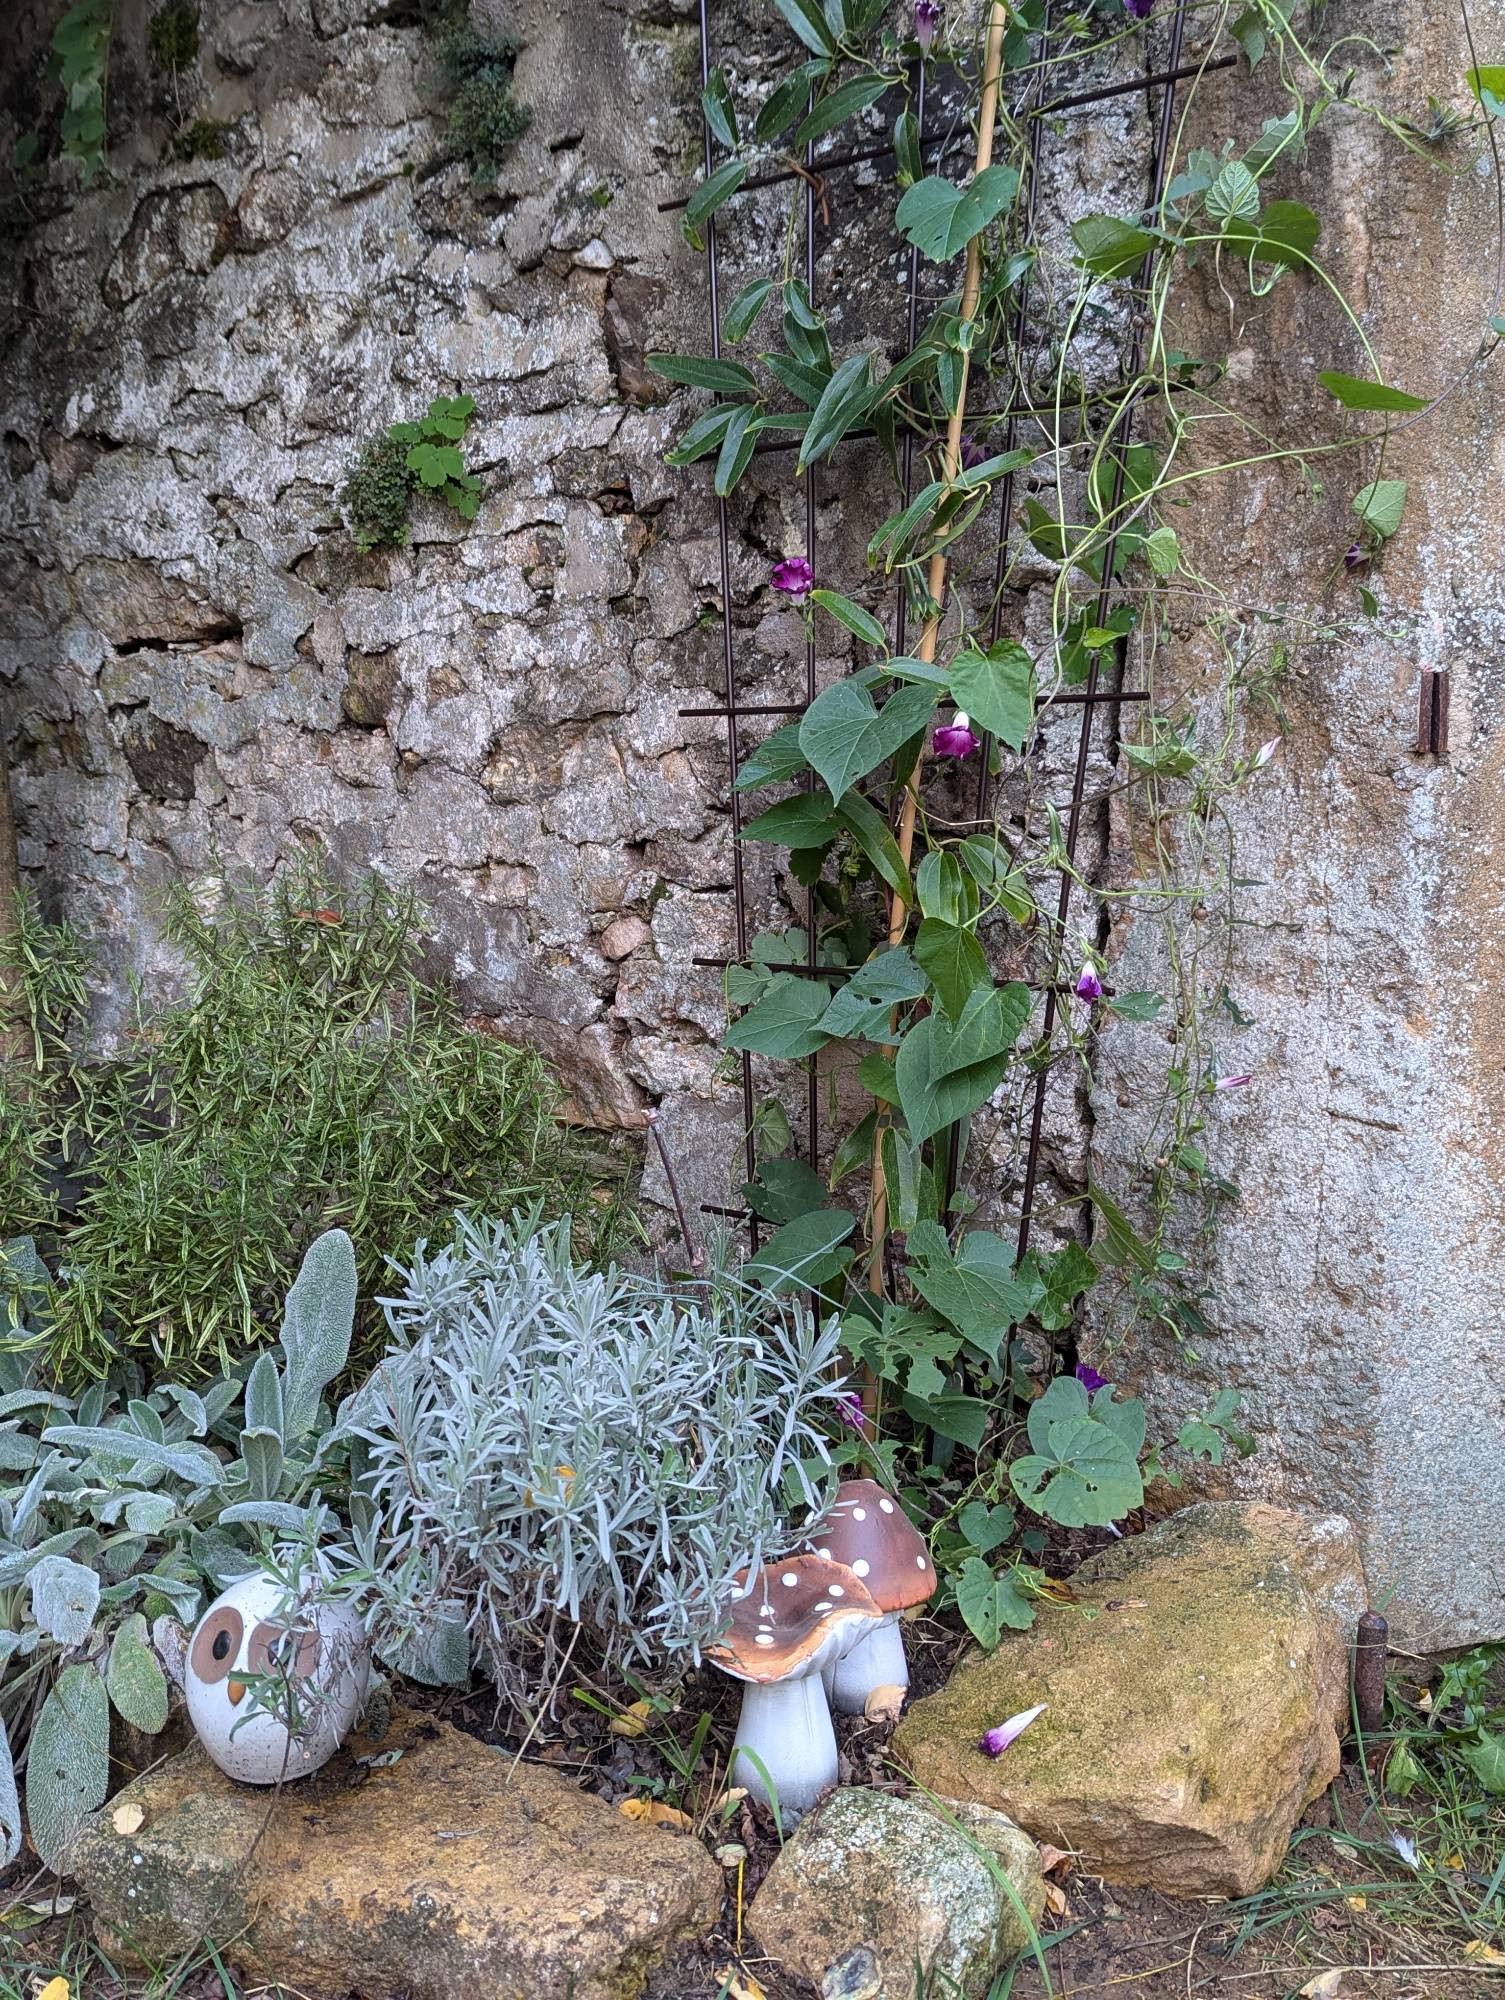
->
(185, 1571, 369, 1785)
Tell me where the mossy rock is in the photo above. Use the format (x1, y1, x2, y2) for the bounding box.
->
(73, 1706, 720, 1999)
(891, 1503, 1366, 1897)
(748, 1787, 1045, 1998)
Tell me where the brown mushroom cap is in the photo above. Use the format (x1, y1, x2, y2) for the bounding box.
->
(805, 1478, 936, 1613)
(707, 1553, 883, 1683)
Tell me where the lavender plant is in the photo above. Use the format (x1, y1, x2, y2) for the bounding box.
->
(333, 1212, 849, 1718)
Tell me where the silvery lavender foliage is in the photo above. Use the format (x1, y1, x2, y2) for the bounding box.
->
(333, 1214, 848, 1713)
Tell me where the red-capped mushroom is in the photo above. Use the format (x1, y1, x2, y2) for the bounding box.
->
(708, 1553, 882, 1811)
(806, 1478, 935, 1713)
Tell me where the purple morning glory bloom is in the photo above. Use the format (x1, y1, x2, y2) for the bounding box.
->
(771, 556, 814, 603)
(979, 1702, 1047, 1757)
(933, 712, 980, 759)
(958, 433, 989, 472)
(1124, 0, 1155, 16)
(1075, 962, 1103, 1003)
(915, 0, 941, 50)
(836, 1390, 867, 1433)
(1214, 1072, 1252, 1091)
(1344, 542, 1369, 571)
(1075, 1362, 1108, 1393)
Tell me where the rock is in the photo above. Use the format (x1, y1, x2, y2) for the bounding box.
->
(892, 1503, 1366, 1897)
(601, 914, 651, 960)
(72, 1705, 721, 2000)
(121, 716, 206, 802)
(747, 1788, 1044, 2000)
(341, 649, 400, 729)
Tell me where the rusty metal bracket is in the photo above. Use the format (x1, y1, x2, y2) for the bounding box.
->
(1416, 669, 1449, 755)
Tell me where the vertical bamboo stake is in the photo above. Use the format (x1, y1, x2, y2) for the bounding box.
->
(867, 1, 1012, 1298)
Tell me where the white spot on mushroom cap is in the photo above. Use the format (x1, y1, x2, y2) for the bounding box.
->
(852, 1559, 870, 1578)
(916, 1555, 928, 1569)
(814, 1601, 831, 1612)
(853, 1506, 867, 1521)
(817, 1547, 832, 1560)
(879, 1497, 894, 1513)
(828, 1584, 844, 1597)
(754, 1633, 774, 1646)
(781, 1573, 798, 1587)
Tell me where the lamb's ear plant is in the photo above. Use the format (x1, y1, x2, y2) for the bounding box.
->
(0, 1228, 356, 1874)
(332, 1211, 852, 1723)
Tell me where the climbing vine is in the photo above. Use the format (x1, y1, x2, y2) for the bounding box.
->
(652, 0, 1501, 1639)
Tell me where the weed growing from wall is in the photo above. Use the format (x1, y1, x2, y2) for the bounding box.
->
(340, 395, 482, 552)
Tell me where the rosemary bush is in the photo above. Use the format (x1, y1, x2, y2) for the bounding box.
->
(0, 874, 605, 1383)
(334, 1212, 847, 1717)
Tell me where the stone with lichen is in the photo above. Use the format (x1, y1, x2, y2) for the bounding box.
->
(892, 1502, 1366, 1897)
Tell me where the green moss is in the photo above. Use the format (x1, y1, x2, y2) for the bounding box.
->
(435, 26, 530, 184)
(340, 432, 413, 553)
(147, 3, 199, 73)
(165, 116, 227, 162)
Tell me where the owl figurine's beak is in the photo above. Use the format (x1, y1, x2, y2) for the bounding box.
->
(227, 1679, 248, 1706)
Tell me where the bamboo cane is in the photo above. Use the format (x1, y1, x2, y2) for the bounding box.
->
(866, 0, 1012, 1300)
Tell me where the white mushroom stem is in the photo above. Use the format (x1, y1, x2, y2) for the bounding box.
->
(830, 1613, 907, 1715)
(728, 1673, 836, 1814)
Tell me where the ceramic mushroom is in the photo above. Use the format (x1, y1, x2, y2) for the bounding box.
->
(708, 1553, 882, 1812)
(185, 1571, 369, 1785)
(806, 1478, 936, 1714)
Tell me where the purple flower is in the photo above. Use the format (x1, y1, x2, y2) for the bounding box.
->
(958, 433, 989, 472)
(836, 1391, 867, 1433)
(1075, 1362, 1108, 1393)
(1123, 0, 1154, 16)
(1252, 737, 1281, 770)
(1075, 962, 1103, 1003)
(933, 712, 980, 759)
(1214, 1072, 1252, 1091)
(915, 0, 941, 50)
(979, 1702, 1047, 1757)
(1344, 542, 1369, 571)
(771, 556, 814, 603)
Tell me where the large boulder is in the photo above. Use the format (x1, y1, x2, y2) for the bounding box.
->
(892, 1503, 1366, 1897)
(72, 1705, 721, 2000)
(747, 1787, 1045, 1999)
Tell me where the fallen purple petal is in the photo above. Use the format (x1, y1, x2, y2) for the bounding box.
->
(1123, 0, 1154, 17)
(979, 1702, 1047, 1757)
(771, 556, 814, 603)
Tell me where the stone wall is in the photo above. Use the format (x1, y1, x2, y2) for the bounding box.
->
(2, 0, 1498, 1649)
(1085, 0, 1505, 1648)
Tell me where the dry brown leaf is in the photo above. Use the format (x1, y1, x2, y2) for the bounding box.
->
(1463, 1941, 1505, 1967)
(609, 1699, 654, 1740)
(714, 1969, 766, 2000)
(112, 1802, 145, 1837)
(713, 1786, 749, 1817)
(1043, 1881, 1069, 1918)
(1297, 1972, 1347, 1998)
(617, 1798, 694, 1832)
(1343, 1893, 1366, 1911)
(863, 1683, 906, 1724)
(1037, 1843, 1073, 1879)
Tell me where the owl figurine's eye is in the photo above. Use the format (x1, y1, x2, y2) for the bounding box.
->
(190, 1606, 244, 1685)
(249, 1620, 320, 1681)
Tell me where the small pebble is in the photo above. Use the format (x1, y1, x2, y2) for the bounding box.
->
(821, 1943, 882, 2000)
